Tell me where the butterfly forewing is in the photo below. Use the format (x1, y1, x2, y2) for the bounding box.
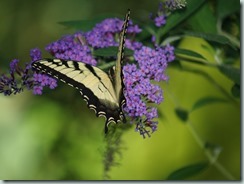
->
(114, 10, 130, 110)
(33, 59, 118, 106)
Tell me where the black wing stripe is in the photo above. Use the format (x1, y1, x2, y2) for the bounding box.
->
(73, 61, 80, 70)
(84, 64, 101, 80)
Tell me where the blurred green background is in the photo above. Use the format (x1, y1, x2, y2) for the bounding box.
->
(0, 0, 240, 180)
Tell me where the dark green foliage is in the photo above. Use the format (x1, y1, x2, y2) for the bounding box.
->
(175, 108, 189, 122)
(218, 65, 240, 85)
(93, 47, 134, 57)
(191, 96, 228, 112)
(184, 31, 237, 49)
(158, 0, 206, 37)
(167, 162, 209, 180)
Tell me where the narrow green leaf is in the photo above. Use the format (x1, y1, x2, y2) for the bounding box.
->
(191, 96, 228, 112)
(167, 162, 209, 180)
(58, 13, 121, 31)
(158, 0, 206, 37)
(93, 47, 118, 57)
(175, 48, 206, 60)
(175, 108, 188, 122)
(93, 47, 133, 57)
(184, 31, 236, 49)
(231, 83, 240, 98)
(188, 3, 217, 34)
(59, 19, 103, 31)
(217, 0, 240, 19)
(218, 65, 240, 85)
(188, 3, 217, 33)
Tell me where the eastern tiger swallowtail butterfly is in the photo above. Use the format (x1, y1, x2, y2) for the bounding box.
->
(32, 10, 130, 133)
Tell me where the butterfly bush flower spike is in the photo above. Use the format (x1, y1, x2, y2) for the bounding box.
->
(44, 17, 142, 66)
(151, 2, 167, 27)
(0, 48, 57, 96)
(85, 18, 141, 51)
(0, 59, 26, 95)
(123, 44, 174, 138)
(0, 12, 175, 137)
(31, 48, 58, 95)
(151, 0, 187, 27)
(46, 35, 97, 66)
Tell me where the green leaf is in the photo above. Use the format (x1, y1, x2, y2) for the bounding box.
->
(188, 3, 217, 34)
(175, 48, 206, 60)
(93, 47, 133, 57)
(218, 65, 240, 85)
(184, 31, 237, 49)
(217, 0, 240, 19)
(59, 19, 101, 32)
(175, 108, 188, 122)
(191, 96, 228, 112)
(93, 47, 118, 57)
(231, 83, 240, 98)
(58, 13, 121, 31)
(158, 0, 205, 37)
(167, 162, 209, 180)
(205, 142, 222, 159)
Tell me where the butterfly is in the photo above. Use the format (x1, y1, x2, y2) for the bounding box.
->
(32, 10, 130, 133)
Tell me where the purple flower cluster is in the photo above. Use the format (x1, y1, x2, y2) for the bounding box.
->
(46, 18, 141, 66)
(85, 18, 141, 49)
(43, 17, 173, 137)
(151, 0, 187, 27)
(32, 73, 57, 95)
(31, 48, 58, 95)
(46, 34, 97, 66)
(0, 59, 31, 95)
(123, 45, 174, 137)
(150, 2, 167, 27)
(0, 49, 57, 96)
(0, 74, 21, 96)
(0, 13, 175, 137)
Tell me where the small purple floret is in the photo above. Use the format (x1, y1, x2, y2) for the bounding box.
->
(154, 15, 166, 27)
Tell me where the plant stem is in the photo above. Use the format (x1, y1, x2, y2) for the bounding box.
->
(186, 121, 236, 180)
(165, 87, 237, 180)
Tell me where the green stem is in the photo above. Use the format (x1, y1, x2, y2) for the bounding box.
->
(217, 18, 240, 49)
(165, 87, 237, 180)
(214, 161, 236, 180)
(186, 121, 235, 180)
